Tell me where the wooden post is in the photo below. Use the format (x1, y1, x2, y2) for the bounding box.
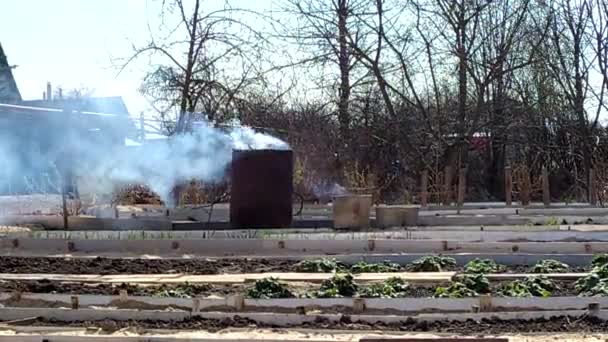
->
(420, 170, 428, 208)
(542, 167, 550, 207)
(61, 175, 69, 230)
(188, 180, 200, 205)
(504, 166, 512, 206)
(139, 112, 145, 142)
(590, 168, 597, 206)
(574, 165, 582, 202)
(353, 298, 366, 314)
(589, 302, 600, 318)
(457, 167, 466, 208)
(521, 166, 531, 206)
(443, 166, 453, 206)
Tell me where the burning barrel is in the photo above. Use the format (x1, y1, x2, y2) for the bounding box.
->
(230, 149, 293, 228)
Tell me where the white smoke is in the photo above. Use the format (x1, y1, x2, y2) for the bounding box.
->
(312, 181, 348, 199)
(0, 113, 289, 205)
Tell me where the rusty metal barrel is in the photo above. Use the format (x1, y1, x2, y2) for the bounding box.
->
(230, 149, 293, 228)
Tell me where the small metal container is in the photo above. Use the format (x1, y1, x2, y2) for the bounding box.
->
(333, 194, 372, 229)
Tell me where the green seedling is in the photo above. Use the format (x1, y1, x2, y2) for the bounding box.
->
(358, 277, 410, 298)
(295, 258, 345, 273)
(408, 256, 456, 272)
(531, 259, 570, 273)
(247, 278, 295, 299)
(464, 258, 504, 274)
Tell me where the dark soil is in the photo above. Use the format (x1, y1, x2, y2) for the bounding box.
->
(488, 280, 578, 297)
(0, 256, 591, 275)
(0, 256, 298, 275)
(24, 315, 608, 334)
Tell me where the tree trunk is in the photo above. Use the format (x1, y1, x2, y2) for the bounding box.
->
(337, 0, 350, 143)
(456, 5, 469, 169)
(176, 0, 201, 134)
(573, 32, 592, 201)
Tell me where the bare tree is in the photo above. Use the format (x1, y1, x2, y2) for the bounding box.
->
(123, 0, 269, 134)
(282, 0, 372, 143)
(466, 0, 546, 196)
(591, 0, 608, 120)
(542, 0, 598, 200)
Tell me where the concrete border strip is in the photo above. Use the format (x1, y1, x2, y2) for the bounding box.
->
(4, 208, 608, 231)
(0, 307, 591, 326)
(3, 238, 608, 256)
(1, 292, 607, 314)
(10, 228, 608, 242)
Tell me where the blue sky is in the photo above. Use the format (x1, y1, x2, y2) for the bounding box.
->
(0, 0, 272, 118)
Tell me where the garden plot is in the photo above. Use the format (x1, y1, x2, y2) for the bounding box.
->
(1, 257, 608, 314)
(2, 254, 608, 335)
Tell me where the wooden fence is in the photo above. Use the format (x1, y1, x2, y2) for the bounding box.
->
(419, 166, 599, 207)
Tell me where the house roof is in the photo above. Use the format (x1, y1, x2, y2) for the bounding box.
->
(0, 43, 22, 103)
(0, 43, 136, 141)
(21, 96, 130, 116)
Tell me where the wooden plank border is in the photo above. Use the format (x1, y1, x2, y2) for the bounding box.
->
(0, 272, 456, 284)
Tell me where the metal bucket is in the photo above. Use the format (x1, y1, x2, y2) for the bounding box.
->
(333, 194, 372, 229)
(230, 149, 293, 228)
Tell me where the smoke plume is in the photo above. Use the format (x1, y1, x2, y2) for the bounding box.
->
(0, 112, 288, 205)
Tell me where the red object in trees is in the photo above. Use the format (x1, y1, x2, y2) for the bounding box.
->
(469, 136, 490, 152)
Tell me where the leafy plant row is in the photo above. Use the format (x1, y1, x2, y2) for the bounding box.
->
(574, 254, 608, 296)
(247, 274, 410, 299)
(246, 273, 560, 299)
(295, 256, 571, 274)
(249, 254, 608, 299)
(129, 255, 608, 299)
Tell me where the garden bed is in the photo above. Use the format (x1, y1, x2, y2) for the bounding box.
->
(0, 278, 581, 298)
(0, 256, 590, 275)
